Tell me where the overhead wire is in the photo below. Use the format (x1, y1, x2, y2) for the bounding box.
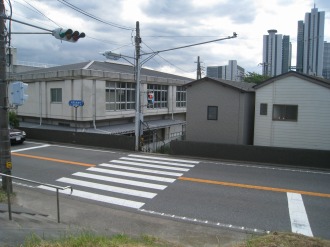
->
(20, 0, 61, 27)
(142, 41, 196, 74)
(56, 0, 134, 31)
(9, 0, 132, 47)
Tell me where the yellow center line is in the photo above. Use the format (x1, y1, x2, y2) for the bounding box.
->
(179, 176, 330, 198)
(12, 153, 96, 167)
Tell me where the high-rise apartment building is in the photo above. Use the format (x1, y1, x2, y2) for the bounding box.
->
(323, 41, 330, 79)
(262, 29, 291, 77)
(296, 21, 304, 73)
(206, 60, 245, 82)
(296, 7, 325, 76)
(282, 35, 292, 73)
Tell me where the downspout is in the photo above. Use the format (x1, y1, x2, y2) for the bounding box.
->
(93, 79, 96, 129)
(39, 81, 42, 125)
(92, 79, 111, 134)
(172, 85, 174, 120)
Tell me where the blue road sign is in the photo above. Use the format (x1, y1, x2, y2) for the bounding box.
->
(69, 100, 84, 107)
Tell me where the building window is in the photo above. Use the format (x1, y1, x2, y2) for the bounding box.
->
(50, 88, 62, 103)
(260, 103, 268, 115)
(273, 104, 298, 121)
(176, 86, 186, 107)
(207, 106, 218, 120)
(147, 84, 168, 109)
(105, 82, 136, 111)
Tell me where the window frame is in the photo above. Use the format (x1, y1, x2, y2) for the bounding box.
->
(176, 86, 186, 108)
(272, 104, 298, 121)
(105, 81, 136, 111)
(260, 103, 268, 116)
(50, 88, 62, 103)
(147, 84, 168, 109)
(207, 106, 218, 120)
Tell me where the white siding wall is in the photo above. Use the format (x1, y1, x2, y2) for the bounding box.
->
(16, 77, 186, 123)
(254, 76, 330, 150)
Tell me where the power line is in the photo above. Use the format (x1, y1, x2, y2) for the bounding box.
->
(142, 41, 196, 74)
(57, 0, 134, 31)
(144, 35, 227, 38)
(20, 0, 61, 27)
(8, 1, 131, 47)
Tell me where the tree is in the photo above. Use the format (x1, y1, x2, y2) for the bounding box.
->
(243, 72, 270, 85)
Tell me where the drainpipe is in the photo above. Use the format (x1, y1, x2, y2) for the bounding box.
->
(171, 85, 174, 120)
(93, 79, 96, 129)
(39, 82, 42, 125)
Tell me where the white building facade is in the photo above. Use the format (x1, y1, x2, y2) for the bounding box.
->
(254, 71, 330, 151)
(206, 60, 245, 82)
(11, 61, 191, 151)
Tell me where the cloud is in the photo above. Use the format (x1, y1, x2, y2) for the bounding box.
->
(5, 0, 330, 79)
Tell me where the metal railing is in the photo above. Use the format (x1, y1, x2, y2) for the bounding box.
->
(0, 173, 72, 223)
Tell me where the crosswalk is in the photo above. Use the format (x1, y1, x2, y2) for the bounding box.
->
(38, 154, 199, 209)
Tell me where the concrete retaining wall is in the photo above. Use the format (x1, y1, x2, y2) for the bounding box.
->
(21, 127, 135, 151)
(170, 140, 330, 169)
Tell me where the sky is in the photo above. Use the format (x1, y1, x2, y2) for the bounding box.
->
(4, 0, 330, 79)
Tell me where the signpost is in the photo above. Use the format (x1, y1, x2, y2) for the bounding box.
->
(69, 100, 84, 132)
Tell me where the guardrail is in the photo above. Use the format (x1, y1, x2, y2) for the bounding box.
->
(0, 173, 72, 223)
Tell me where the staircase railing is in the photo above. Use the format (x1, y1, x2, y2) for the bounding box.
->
(0, 173, 72, 223)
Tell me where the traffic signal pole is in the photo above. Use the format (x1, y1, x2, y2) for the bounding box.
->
(0, 0, 12, 190)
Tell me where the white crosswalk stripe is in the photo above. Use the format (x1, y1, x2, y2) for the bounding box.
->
(99, 163, 184, 176)
(73, 172, 167, 190)
(87, 167, 176, 183)
(38, 154, 199, 209)
(112, 159, 190, 171)
(128, 154, 199, 164)
(121, 157, 195, 167)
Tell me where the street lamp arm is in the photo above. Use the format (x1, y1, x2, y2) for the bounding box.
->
(3, 16, 53, 32)
(141, 32, 238, 56)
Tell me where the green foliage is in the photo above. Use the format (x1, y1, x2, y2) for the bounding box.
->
(243, 72, 270, 85)
(9, 111, 19, 128)
(0, 188, 7, 202)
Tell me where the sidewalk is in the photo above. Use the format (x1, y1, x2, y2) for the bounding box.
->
(1, 185, 253, 247)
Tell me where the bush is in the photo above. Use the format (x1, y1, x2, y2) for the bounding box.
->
(9, 111, 19, 128)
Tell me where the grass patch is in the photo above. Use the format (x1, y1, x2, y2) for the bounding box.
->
(0, 188, 7, 203)
(0, 187, 15, 203)
(236, 232, 330, 247)
(24, 233, 182, 247)
(23, 232, 330, 247)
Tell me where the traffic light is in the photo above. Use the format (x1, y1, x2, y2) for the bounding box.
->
(9, 81, 28, 106)
(147, 91, 154, 105)
(52, 28, 85, 42)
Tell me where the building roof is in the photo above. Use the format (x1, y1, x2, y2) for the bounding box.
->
(185, 76, 256, 92)
(254, 71, 330, 89)
(14, 60, 193, 82)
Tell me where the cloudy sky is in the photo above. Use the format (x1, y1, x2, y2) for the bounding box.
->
(5, 0, 330, 79)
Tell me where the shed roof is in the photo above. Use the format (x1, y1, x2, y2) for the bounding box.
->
(186, 77, 255, 92)
(254, 71, 330, 90)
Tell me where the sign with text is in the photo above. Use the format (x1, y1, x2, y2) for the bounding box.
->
(69, 100, 84, 107)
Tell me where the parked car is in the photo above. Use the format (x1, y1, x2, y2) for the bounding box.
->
(9, 128, 26, 144)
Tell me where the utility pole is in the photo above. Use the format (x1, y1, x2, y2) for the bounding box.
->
(134, 21, 142, 151)
(196, 56, 202, 79)
(0, 0, 12, 190)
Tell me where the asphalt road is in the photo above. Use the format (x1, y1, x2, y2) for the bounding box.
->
(9, 141, 330, 240)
